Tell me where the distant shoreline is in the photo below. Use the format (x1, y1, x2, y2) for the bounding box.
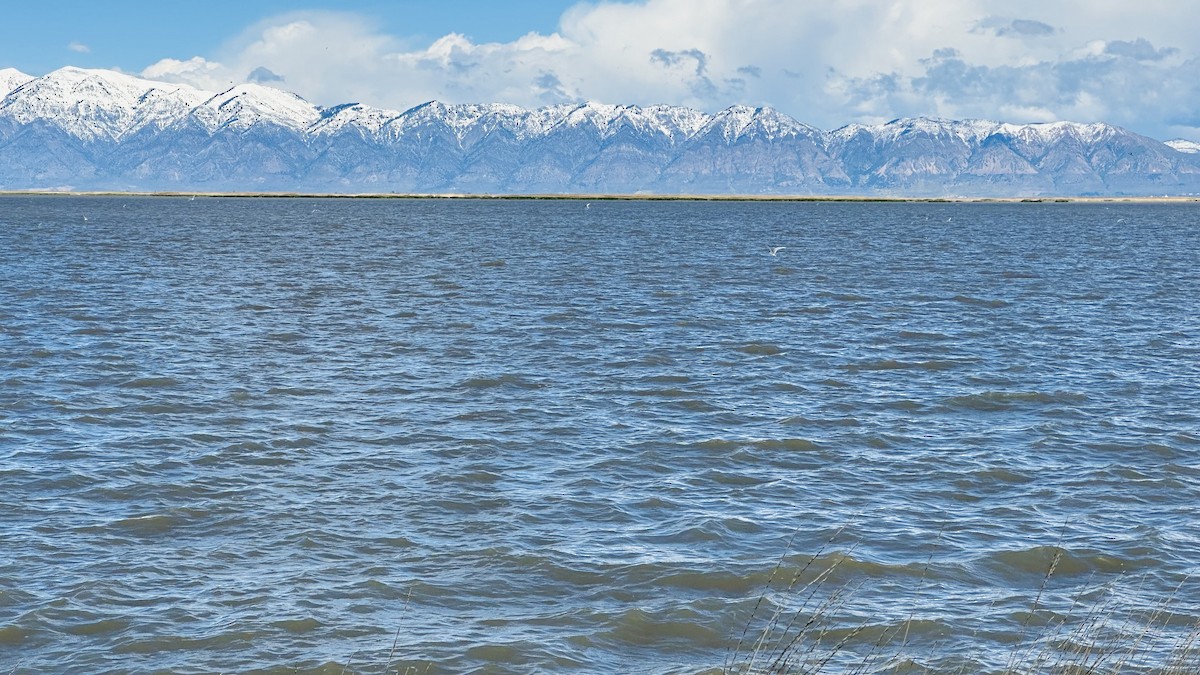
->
(1, 190, 1198, 204)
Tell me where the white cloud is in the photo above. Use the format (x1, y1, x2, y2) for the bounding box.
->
(837, 43, 1200, 136)
(68, 42, 91, 54)
(139, 1, 1200, 140)
(142, 56, 234, 91)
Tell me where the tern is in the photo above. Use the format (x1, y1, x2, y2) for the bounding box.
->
(769, 246, 786, 256)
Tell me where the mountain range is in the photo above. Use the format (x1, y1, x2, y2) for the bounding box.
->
(2, 66, 1199, 196)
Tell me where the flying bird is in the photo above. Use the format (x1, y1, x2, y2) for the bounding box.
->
(769, 246, 786, 256)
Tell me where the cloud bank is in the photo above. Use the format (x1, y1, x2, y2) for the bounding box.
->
(140, 1, 1200, 141)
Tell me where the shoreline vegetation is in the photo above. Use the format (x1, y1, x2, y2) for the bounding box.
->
(366, 534, 1200, 674)
(721, 532, 1200, 674)
(1, 190, 1198, 203)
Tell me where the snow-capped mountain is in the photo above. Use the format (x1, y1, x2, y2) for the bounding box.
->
(1, 67, 210, 141)
(195, 83, 321, 133)
(0, 68, 33, 97)
(2, 66, 1198, 195)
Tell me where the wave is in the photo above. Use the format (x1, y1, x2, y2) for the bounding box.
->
(978, 545, 1164, 579)
(601, 607, 727, 649)
(458, 374, 548, 390)
(898, 330, 952, 341)
(695, 437, 820, 452)
(735, 343, 785, 356)
(118, 376, 180, 389)
(943, 390, 1087, 411)
(778, 415, 861, 427)
(818, 292, 872, 302)
(951, 295, 1010, 308)
(841, 358, 968, 372)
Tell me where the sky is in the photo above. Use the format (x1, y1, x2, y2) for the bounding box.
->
(3, 0, 1198, 140)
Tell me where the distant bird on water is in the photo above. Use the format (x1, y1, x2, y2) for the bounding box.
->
(769, 246, 786, 256)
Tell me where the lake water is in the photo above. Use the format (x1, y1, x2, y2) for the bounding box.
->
(1, 197, 1198, 674)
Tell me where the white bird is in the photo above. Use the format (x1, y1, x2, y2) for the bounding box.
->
(585, 203, 591, 209)
(769, 246, 786, 256)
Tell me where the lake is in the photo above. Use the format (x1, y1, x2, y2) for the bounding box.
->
(1, 197, 1198, 673)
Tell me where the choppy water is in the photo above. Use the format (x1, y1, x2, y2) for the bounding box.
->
(1, 196, 1198, 674)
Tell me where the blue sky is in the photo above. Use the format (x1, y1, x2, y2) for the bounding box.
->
(0, 1, 577, 74)
(3, 1, 1197, 140)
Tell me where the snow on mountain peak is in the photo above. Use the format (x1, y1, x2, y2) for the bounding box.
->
(996, 120, 1120, 146)
(548, 101, 706, 141)
(311, 103, 403, 137)
(1, 64, 1192, 197)
(521, 101, 629, 137)
(944, 119, 1005, 144)
(0, 66, 324, 139)
(828, 117, 1133, 150)
(835, 117, 1002, 146)
(706, 105, 762, 141)
(198, 82, 320, 131)
(383, 101, 535, 142)
(0, 68, 33, 98)
(641, 104, 711, 139)
(702, 105, 819, 142)
(0, 66, 210, 140)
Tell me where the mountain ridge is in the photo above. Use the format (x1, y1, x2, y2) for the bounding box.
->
(3, 66, 1199, 195)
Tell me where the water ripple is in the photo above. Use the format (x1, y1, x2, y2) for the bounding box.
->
(2, 197, 1199, 673)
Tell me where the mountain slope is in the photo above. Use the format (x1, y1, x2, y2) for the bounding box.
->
(0, 68, 33, 97)
(2, 66, 1198, 195)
